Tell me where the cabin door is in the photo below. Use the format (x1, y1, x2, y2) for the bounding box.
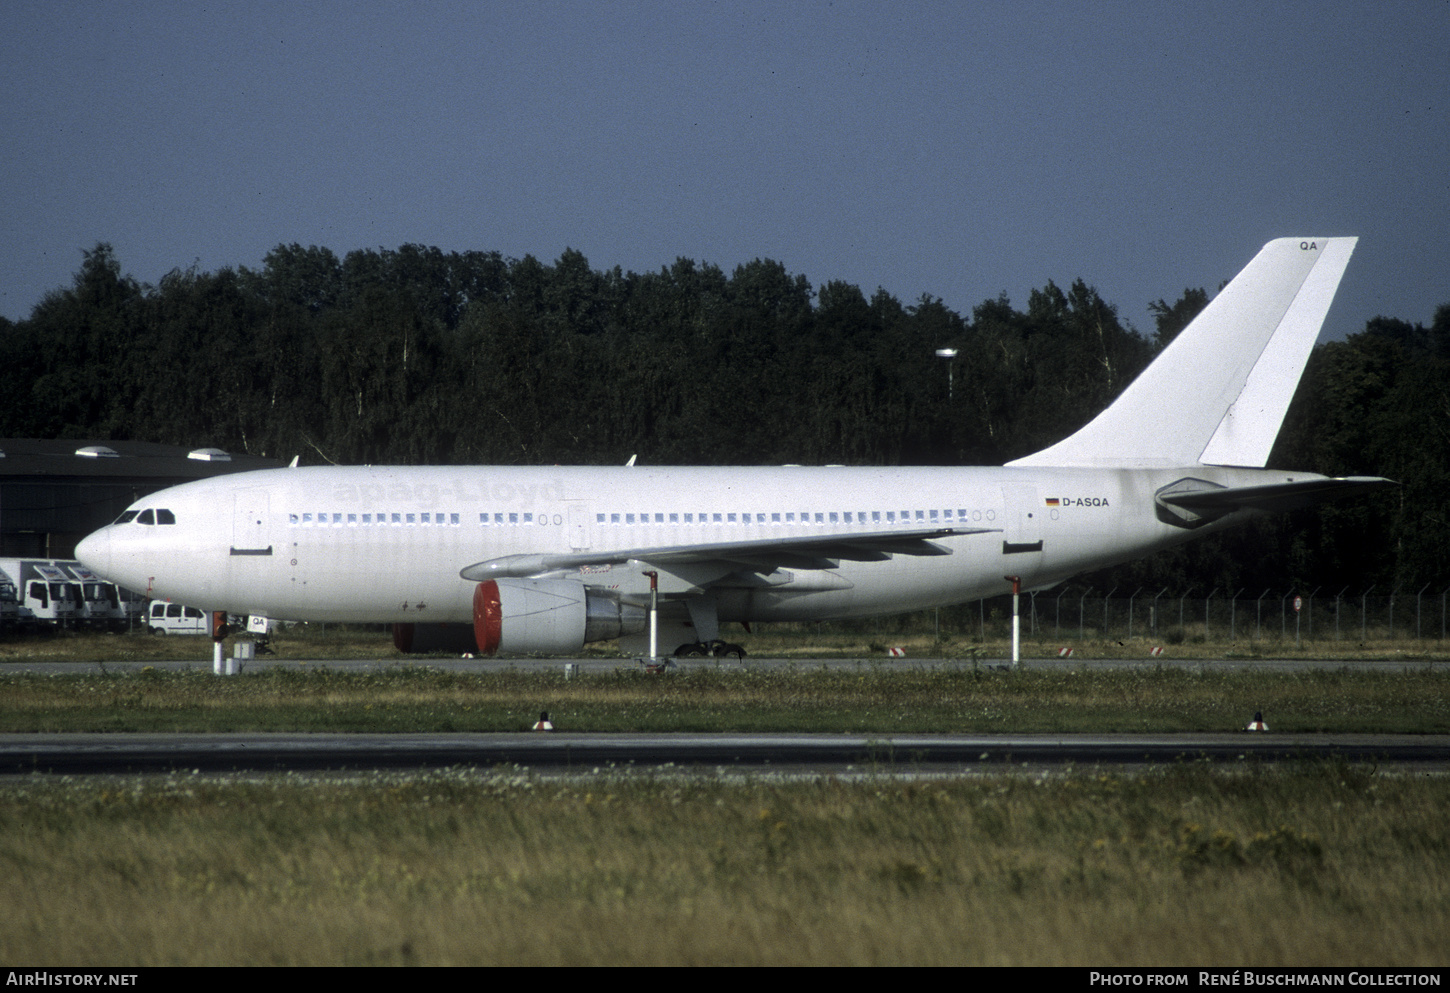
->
(1000, 483, 1045, 583)
(567, 502, 591, 551)
(231, 490, 272, 555)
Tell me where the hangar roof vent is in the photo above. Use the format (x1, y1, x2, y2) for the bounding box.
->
(75, 446, 121, 458)
(187, 448, 232, 462)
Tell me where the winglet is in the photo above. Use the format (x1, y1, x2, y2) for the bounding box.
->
(1008, 237, 1357, 469)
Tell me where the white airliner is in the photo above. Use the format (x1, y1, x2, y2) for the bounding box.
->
(76, 237, 1390, 656)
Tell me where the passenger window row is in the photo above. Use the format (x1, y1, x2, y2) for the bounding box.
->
(283, 508, 996, 527)
(125, 503, 997, 530)
(289, 512, 464, 526)
(595, 508, 993, 525)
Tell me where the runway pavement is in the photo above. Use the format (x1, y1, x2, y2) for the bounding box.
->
(3, 731, 1448, 777)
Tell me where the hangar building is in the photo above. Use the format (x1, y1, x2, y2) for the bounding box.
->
(0, 439, 283, 558)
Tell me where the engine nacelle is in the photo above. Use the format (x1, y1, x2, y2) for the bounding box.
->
(473, 579, 646, 656)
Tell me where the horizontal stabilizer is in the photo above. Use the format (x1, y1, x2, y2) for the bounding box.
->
(1155, 475, 1395, 528)
(459, 527, 998, 581)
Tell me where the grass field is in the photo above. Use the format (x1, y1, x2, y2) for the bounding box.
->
(1, 764, 1446, 966)
(1, 664, 1448, 734)
(6, 616, 1450, 664)
(2, 628, 1446, 966)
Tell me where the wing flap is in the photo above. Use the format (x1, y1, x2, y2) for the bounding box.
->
(459, 527, 997, 581)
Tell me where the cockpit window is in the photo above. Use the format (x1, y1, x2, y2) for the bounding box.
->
(157, 509, 176, 525)
(115, 510, 138, 525)
(137, 509, 155, 525)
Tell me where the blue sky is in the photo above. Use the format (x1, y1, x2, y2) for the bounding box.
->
(3, 0, 1446, 340)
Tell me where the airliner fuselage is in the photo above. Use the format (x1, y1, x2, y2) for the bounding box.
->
(78, 462, 1288, 624)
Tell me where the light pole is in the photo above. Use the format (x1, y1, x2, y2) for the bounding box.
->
(935, 348, 958, 401)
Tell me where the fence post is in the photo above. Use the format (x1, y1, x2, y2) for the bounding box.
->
(1229, 588, 1244, 643)
(1362, 586, 1373, 642)
(1103, 587, 1117, 640)
(1128, 587, 1141, 640)
(1205, 588, 1217, 640)
(1079, 587, 1090, 641)
(1417, 583, 1430, 640)
(1390, 586, 1399, 640)
(1257, 589, 1270, 642)
(1335, 586, 1348, 640)
(1153, 588, 1168, 638)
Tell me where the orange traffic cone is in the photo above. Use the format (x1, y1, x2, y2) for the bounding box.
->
(532, 710, 555, 732)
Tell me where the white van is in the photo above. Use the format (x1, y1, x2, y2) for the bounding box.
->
(146, 601, 209, 635)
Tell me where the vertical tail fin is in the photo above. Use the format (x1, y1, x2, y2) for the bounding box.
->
(1007, 237, 1357, 469)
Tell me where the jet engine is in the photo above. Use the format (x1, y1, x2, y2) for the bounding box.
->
(392, 581, 645, 655)
(472, 578, 646, 656)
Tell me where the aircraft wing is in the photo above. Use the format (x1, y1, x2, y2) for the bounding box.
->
(1156, 476, 1396, 517)
(459, 527, 998, 581)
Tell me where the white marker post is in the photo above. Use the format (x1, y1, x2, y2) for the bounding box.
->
(644, 570, 659, 662)
(1005, 575, 1022, 668)
(211, 610, 227, 675)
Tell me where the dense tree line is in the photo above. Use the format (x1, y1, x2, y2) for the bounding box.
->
(2, 242, 1445, 594)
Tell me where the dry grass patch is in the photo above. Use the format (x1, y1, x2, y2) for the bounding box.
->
(1, 764, 1446, 966)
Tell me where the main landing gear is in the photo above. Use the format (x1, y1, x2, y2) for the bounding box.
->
(672, 639, 747, 660)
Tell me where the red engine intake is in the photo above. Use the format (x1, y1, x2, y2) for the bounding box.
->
(470, 578, 644, 656)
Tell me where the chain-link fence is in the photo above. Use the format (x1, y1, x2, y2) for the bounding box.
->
(952, 588, 1450, 645)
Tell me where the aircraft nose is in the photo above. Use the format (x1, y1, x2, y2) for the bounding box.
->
(75, 529, 112, 579)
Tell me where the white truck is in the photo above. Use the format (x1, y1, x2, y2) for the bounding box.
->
(62, 563, 145, 631)
(0, 558, 82, 630)
(0, 570, 17, 630)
